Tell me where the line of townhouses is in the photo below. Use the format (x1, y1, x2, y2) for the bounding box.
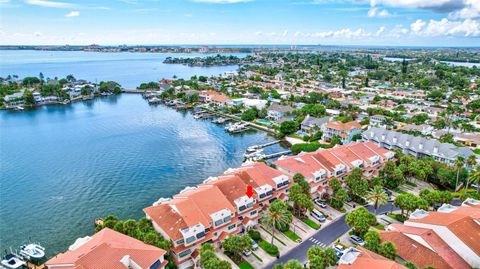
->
(143, 141, 394, 268)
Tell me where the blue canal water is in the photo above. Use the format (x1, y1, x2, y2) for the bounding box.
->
(0, 50, 244, 88)
(0, 94, 285, 256)
(0, 50, 284, 257)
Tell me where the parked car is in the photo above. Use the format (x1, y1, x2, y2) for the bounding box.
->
(251, 239, 259, 250)
(349, 235, 365, 246)
(243, 249, 252, 256)
(314, 198, 327, 208)
(382, 187, 392, 197)
(346, 196, 353, 202)
(334, 244, 345, 258)
(310, 210, 326, 222)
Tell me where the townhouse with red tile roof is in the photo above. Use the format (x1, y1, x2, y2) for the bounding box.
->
(46, 228, 168, 269)
(274, 142, 394, 196)
(337, 246, 406, 269)
(143, 162, 291, 269)
(389, 202, 480, 268)
(322, 120, 362, 144)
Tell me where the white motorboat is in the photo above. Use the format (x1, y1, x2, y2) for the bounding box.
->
(244, 149, 264, 159)
(1, 254, 25, 269)
(193, 114, 203, 119)
(20, 243, 45, 259)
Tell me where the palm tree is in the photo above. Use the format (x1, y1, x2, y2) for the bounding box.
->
(455, 157, 465, 191)
(262, 200, 292, 245)
(366, 185, 389, 214)
(467, 155, 477, 169)
(468, 165, 480, 193)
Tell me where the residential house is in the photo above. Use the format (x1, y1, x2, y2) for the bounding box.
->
(362, 127, 475, 165)
(301, 115, 330, 134)
(337, 246, 406, 269)
(274, 142, 394, 196)
(397, 203, 480, 268)
(400, 124, 434, 135)
(369, 115, 388, 128)
(433, 130, 480, 149)
(322, 121, 362, 144)
(46, 228, 168, 269)
(380, 224, 470, 269)
(266, 103, 293, 122)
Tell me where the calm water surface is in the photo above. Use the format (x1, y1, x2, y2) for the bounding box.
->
(0, 50, 242, 88)
(0, 94, 285, 256)
(0, 50, 282, 256)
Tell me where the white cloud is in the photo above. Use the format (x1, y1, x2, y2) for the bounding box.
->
(25, 0, 74, 8)
(410, 19, 426, 33)
(448, 0, 480, 19)
(191, 0, 253, 3)
(367, 7, 391, 17)
(375, 26, 386, 36)
(65, 11, 79, 17)
(282, 30, 288, 37)
(411, 18, 480, 37)
(34, 31, 42, 36)
(370, 0, 464, 12)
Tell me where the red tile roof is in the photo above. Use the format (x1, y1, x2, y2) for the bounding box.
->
(381, 224, 470, 269)
(337, 246, 406, 269)
(46, 228, 167, 269)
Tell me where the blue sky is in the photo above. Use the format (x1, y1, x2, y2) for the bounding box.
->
(0, 0, 479, 46)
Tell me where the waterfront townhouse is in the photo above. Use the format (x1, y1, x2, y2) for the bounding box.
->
(337, 246, 406, 269)
(362, 127, 475, 165)
(143, 162, 290, 269)
(274, 142, 393, 196)
(380, 224, 470, 269)
(46, 228, 168, 269)
(369, 115, 388, 128)
(144, 186, 238, 268)
(321, 120, 362, 144)
(400, 203, 480, 268)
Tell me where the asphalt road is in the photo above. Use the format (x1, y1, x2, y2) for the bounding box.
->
(266, 202, 397, 268)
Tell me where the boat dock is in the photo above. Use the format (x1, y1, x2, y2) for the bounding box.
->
(247, 140, 280, 152)
(260, 150, 292, 160)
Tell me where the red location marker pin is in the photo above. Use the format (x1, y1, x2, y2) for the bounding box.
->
(246, 185, 254, 198)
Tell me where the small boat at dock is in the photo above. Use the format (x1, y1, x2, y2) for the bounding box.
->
(19, 243, 45, 260)
(225, 122, 250, 133)
(1, 252, 25, 269)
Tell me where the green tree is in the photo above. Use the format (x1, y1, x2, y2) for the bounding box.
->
(329, 178, 342, 192)
(307, 246, 337, 269)
(366, 185, 388, 214)
(23, 90, 35, 106)
(364, 230, 381, 252)
(284, 259, 303, 269)
(404, 261, 418, 269)
(345, 207, 376, 236)
(345, 168, 369, 198)
(279, 120, 299, 135)
(289, 184, 313, 216)
(241, 108, 258, 121)
(394, 193, 428, 216)
(378, 242, 397, 260)
(222, 235, 252, 261)
(262, 200, 293, 244)
(293, 173, 305, 183)
(468, 165, 480, 193)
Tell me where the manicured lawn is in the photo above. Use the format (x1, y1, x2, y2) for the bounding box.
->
(474, 148, 480, 154)
(260, 226, 286, 246)
(301, 217, 321, 230)
(387, 213, 407, 222)
(239, 261, 255, 269)
(405, 181, 418, 187)
(258, 240, 279, 256)
(375, 224, 385, 230)
(282, 229, 301, 242)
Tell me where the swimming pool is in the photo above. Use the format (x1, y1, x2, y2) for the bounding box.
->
(257, 119, 273, 125)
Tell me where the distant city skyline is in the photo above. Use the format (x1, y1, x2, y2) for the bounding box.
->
(0, 0, 479, 46)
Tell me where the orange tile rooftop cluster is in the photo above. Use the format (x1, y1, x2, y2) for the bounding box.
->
(390, 201, 480, 268)
(46, 228, 168, 269)
(143, 162, 291, 269)
(274, 141, 394, 194)
(337, 246, 406, 269)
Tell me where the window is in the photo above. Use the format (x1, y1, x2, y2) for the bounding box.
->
(176, 239, 184, 245)
(185, 236, 196, 244)
(228, 224, 236, 230)
(150, 259, 161, 269)
(205, 228, 210, 233)
(247, 202, 254, 208)
(178, 249, 192, 258)
(214, 219, 223, 227)
(250, 210, 257, 216)
(259, 193, 266, 199)
(223, 216, 231, 223)
(196, 232, 205, 239)
(266, 190, 273, 196)
(239, 205, 246, 212)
